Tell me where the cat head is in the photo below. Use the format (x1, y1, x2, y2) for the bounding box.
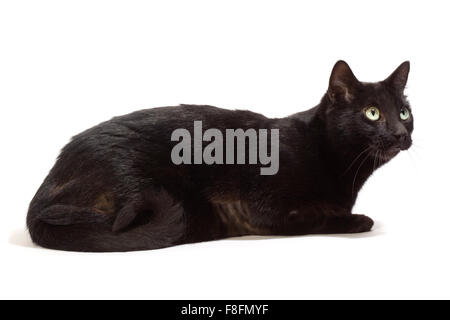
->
(324, 60, 413, 162)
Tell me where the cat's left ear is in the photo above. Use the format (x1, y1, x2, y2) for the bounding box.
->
(328, 60, 360, 103)
(384, 61, 410, 91)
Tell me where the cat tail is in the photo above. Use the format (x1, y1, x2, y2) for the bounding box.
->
(26, 188, 187, 252)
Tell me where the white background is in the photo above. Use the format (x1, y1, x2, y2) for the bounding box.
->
(1, 0, 449, 299)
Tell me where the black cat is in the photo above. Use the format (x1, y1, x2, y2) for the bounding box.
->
(27, 60, 413, 252)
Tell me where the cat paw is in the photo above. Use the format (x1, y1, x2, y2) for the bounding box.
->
(347, 214, 374, 233)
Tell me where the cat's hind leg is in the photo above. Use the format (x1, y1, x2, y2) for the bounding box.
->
(27, 188, 187, 252)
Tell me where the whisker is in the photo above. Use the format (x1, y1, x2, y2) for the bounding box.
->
(342, 146, 372, 176)
(372, 150, 380, 173)
(409, 145, 423, 160)
(406, 149, 420, 173)
(352, 150, 372, 198)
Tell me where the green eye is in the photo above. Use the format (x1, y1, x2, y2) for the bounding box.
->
(400, 108, 410, 120)
(365, 106, 380, 121)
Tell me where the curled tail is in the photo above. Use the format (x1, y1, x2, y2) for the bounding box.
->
(27, 189, 186, 252)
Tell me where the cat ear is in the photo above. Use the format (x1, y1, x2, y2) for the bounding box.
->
(328, 60, 359, 103)
(384, 61, 410, 91)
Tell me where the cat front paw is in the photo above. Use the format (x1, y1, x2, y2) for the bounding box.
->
(347, 214, 374, 233)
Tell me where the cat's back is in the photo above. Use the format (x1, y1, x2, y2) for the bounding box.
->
(108, 104, 270, 132)
(49, 104, 273, 180)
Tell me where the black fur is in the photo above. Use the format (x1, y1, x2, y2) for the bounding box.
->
(27, 61, 413, 252)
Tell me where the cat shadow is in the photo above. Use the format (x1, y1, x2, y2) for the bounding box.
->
(9, 221, 384, 250)
(9, 228, 36, 248)
(229, 220, 385, 241)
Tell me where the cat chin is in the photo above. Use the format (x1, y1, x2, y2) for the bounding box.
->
(372, 148, 401, 162)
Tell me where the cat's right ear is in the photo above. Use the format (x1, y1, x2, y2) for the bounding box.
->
(384, 61, 410, 91)
(328, 60, 359, 103)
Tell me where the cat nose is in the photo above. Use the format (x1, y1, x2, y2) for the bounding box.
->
(393, 124, 411, 150)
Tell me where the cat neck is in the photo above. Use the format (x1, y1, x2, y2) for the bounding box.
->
(318, 99, 385, 204)
(290, 99, 384, 205)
